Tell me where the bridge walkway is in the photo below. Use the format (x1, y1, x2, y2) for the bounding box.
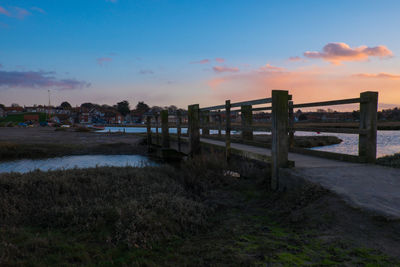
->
(200, 137, 400, 220)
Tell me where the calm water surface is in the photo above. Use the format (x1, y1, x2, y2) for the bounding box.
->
(0, 155, 155, 174)
(100, 127, 400, 157)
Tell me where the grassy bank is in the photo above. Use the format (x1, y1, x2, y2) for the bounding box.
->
(1, 154, 399, 266)
(0, 141, 145, 161)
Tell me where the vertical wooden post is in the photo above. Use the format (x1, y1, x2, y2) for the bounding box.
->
(202, 110, 210, 136)
(176, 110, 182, 152)
(155, 114, 160, 145)
(271, 90, 289, 191)
(288, 101, 295, 148)
(161, 110, 170, 148)
(359, 91, 378, 163)
(241, 105, 253, 141)
(188, 104, 200, 156)
(225, 100, 231, 162)
(218, 110, 222, 138)
(146, 115, 152, 152)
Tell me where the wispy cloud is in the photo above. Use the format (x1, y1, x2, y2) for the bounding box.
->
(14, 7, 30, 19)
(258, 63, 285, 72)
(97, 57, 113, 66)
(303, 42, 393, 65)
(352, 72, 400, 79)
(139, 69, 154, 75)
(0, 6, 31, 19)
(213, 66, 239, 73)
(0, 6, 10, 16)
(215, 58, 225, 63)
(0, 70, 90, 90)
(288, 56, 303, 62)
(190, 59, 210, 64)
(31, 7, 46, 14)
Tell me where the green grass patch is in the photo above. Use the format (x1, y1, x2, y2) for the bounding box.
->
(0, 112, 47, 123)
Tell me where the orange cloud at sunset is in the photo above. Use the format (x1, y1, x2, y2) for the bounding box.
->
(304, 43, 393, 65)
(206, 65, 400, 108)
(352, 73, 400, 79)
(213, 66, 239, 73)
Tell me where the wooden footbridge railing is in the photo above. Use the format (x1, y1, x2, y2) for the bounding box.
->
(145, 90, 378, 190)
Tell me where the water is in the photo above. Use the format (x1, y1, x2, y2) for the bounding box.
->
(296, 131, 400, 158)
(0, 155, 155, 174)
(100, 127, 400, 157)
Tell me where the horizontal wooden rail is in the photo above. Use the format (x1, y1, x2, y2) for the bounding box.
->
(252, 107, 272, 112)
(230, 97, 272, 108)
(292, 98, 360, 109)
(293, 127, 363, 134)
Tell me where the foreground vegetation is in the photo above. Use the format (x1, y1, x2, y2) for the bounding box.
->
(1, 154, 399, 266)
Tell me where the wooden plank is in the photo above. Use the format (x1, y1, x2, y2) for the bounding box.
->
(155, 114, 159, 145)
(271, 90, 289, 191)
(241, 105, 253, 140)
(251, 107, 272, 112)
(201, 110, 210, 136)
(200, 104, 226, 112)
(161, 110, 170, 148)
(225, 100, 231, 161)
(292, 98, 360, 108)
(188, 104, 201, 156)
(231, 97, 272, 108)
(146, 116, 152, 152)
(294, 127, 362, 134)
(176, 110, 182, 152)
(288, 101, 295, 148)
(359, 91, 378, 163)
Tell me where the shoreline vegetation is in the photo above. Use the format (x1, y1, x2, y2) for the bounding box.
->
(1, 155, 399, 265)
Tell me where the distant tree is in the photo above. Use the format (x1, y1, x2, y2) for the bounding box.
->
(167, 105, 178, 113)
(298, 114, 308, 121)
(60, 101, 72, 109)
(135, 101, 150, 115)
(11, 103, 20, 107)
(117, 100, 130, 116)
(150, 106, 163, 114)
(0, 104, 5, 109)
(81, 102, 95, 109)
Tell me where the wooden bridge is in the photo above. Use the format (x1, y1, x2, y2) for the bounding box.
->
(144, 90, 400, 218)
(145, 90, 378, 187)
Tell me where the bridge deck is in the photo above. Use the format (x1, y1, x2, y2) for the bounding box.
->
(200, 137, 400, 220)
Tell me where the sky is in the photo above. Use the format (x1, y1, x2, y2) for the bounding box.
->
(1, 0, 400, 110)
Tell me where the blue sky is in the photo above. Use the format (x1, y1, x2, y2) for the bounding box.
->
(1, 0, 400, 108)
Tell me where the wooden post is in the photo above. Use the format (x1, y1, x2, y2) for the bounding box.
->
(359, 91, 378, 163)
(161, 110, 170, 148)
(288, 101, 295, 148)
(241, 105, 253, 141)
(271, 90, 289, 191)
(155, 114, 160, 145)
(225, 100, 231, 162)
(202, 110, 210, 136)
(176, 110, 182, 152)
(188, 104, 200, 156)
(146, 115, 152, 152)
(218, 110, 222, 138)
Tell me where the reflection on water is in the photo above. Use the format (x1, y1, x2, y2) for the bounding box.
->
(99, 127, 400, 157)
(0, 155, 155, 174)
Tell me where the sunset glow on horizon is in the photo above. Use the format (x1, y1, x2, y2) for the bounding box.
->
(1, 0, 400, 109)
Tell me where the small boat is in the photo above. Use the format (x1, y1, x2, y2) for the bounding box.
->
(90, 125, 105, 130)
